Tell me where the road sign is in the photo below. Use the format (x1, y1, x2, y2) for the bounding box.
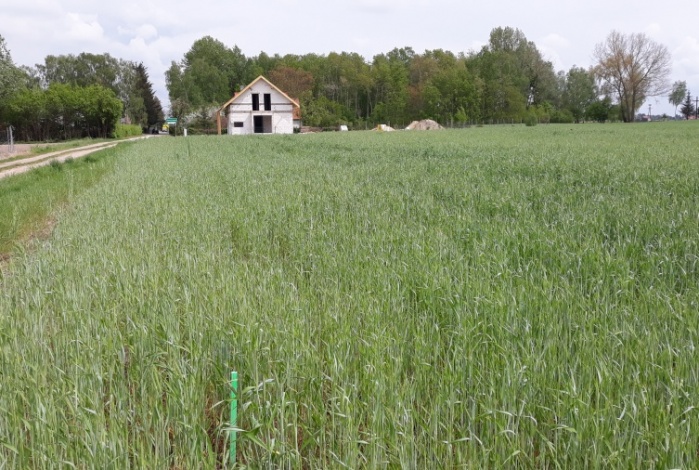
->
(166, 118, 177, 125)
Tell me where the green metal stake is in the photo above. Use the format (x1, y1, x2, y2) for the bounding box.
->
(230, 371, 238, 467)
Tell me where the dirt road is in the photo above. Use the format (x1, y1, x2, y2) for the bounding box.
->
(0, 136, 153, 181)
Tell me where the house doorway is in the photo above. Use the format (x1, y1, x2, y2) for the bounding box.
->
(253, 115, 272, 134)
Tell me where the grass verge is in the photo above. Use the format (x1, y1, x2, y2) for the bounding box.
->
(0, 147, 118, 260)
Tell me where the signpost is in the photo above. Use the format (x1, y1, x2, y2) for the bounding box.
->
(166, 118, 177, 125)
(230, 371, 238, 466)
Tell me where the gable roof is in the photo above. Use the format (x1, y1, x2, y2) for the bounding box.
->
(216, 75, 302, 134)
(219, 75, 300, 110)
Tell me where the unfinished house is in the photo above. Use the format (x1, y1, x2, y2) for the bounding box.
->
(217, 76, 300, 135)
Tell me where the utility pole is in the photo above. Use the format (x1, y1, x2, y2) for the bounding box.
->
(648, 104, 652, 121)
(695, 96, 698, 120)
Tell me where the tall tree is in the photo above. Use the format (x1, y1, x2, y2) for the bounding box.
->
(562, 66, 597, 122)
(487, 27, 557, 108)
(268, 65, 314, 100)
(668, 80, 687, 117)
(679, 91, 695, 120)
(415, 50, 480, 125)
(166, 36, 250, 128)
(35, 53, 126, 93)
(468, 46, 527, 122)
(0, 35, 27, 122)
(6, 87, 46, 140)
(466, 27, 557, 123)
(593, 31, 672, 122)
(370, 48, 412, 125)
(167, 36, 248, 110)
(31, 52, 151, 125)
(133, 63, 163, 128)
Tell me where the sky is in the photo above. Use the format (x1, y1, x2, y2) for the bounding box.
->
(2, 0, 698, 117)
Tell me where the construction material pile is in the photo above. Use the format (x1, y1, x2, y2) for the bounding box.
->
(406, 119, 443, 130)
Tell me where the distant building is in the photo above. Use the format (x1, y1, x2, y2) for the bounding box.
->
(217, 76, 301, 135)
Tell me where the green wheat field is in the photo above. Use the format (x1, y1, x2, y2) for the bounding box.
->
(1, 123, 698, 468)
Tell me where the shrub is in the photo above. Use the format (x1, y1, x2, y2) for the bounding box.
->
(524, 113, 538, 127)
(113, 123, 143, 139)
(550, 109, 575, 124)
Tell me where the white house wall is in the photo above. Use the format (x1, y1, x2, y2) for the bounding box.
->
(226, 80, 295, 135)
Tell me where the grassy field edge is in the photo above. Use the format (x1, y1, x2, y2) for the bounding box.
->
(0, 146, 119, 261)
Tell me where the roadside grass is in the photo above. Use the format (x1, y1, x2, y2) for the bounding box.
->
(1, 133, 146, 164)
(28, 138, 113, 155)
(0, 122, 698, 468)
(0, 148, 117, 259)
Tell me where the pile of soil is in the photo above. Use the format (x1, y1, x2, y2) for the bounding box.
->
(372, 124, 395, 132)
(406, 119, 444, 130)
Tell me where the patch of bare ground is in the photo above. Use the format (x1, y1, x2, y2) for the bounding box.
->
(0, 144, 34, 159)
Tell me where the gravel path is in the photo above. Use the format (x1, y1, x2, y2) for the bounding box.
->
(0, 137, 153, 181)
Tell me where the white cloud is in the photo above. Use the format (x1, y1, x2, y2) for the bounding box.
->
(63, 13, 104, 42)
(673, 36, 699, 79)
(645, 23, 663, 36)
(354, 0, 431, 12)
(538, 33, 571, 70)
(540, 33, 570, 50)
(1, 0, 697, 112)
(117, 24, 159, 42)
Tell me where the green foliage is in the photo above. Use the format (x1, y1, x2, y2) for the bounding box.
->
(562, 66, 597, 122)
(585, 97, 613, 122)
(114, 123, 143, 139)
(669, 80, 687, 116)
(5, 87, 47, 140)
(523, 111, 538, 126)
(550, 108, 575, 123)
(0, 35, 28, 122)
(301, 95, 350, 127)
(161, 28, 669, 130)
(127, 63, 164, 128)
(162, 29, 566, 127)
(469, 27, 557, 123)
(183, 111, 219, 135)
(680, 91, 695, 120)
(7, 83, 122, 140)
(28, 52, 161, 129)
(82, 85, 123, 137)
(166, 36, 250, 115)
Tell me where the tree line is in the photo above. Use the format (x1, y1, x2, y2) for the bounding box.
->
(167, 27, 675, 130)
(1, 26, 682, 141)
(0, 35, 163, 141)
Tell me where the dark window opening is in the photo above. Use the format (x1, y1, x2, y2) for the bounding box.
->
(264, 93, 271, 111)
(233, 122, 244, 128)
(252, 94, 259, 111)
(254, 116, 264, 134)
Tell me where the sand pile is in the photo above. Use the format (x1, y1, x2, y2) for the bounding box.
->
(406, 119, 443, 130)
(372, 124, 395, 132)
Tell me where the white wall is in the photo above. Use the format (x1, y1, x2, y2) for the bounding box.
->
(226, 80, 295, 135)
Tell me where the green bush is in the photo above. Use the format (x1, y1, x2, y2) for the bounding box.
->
(524, 113, 538, 127)
(113, 123, 143, 139)
(550, 109, 575, 124)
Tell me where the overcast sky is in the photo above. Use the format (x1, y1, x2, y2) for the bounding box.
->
(2, 0, 698, 116)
